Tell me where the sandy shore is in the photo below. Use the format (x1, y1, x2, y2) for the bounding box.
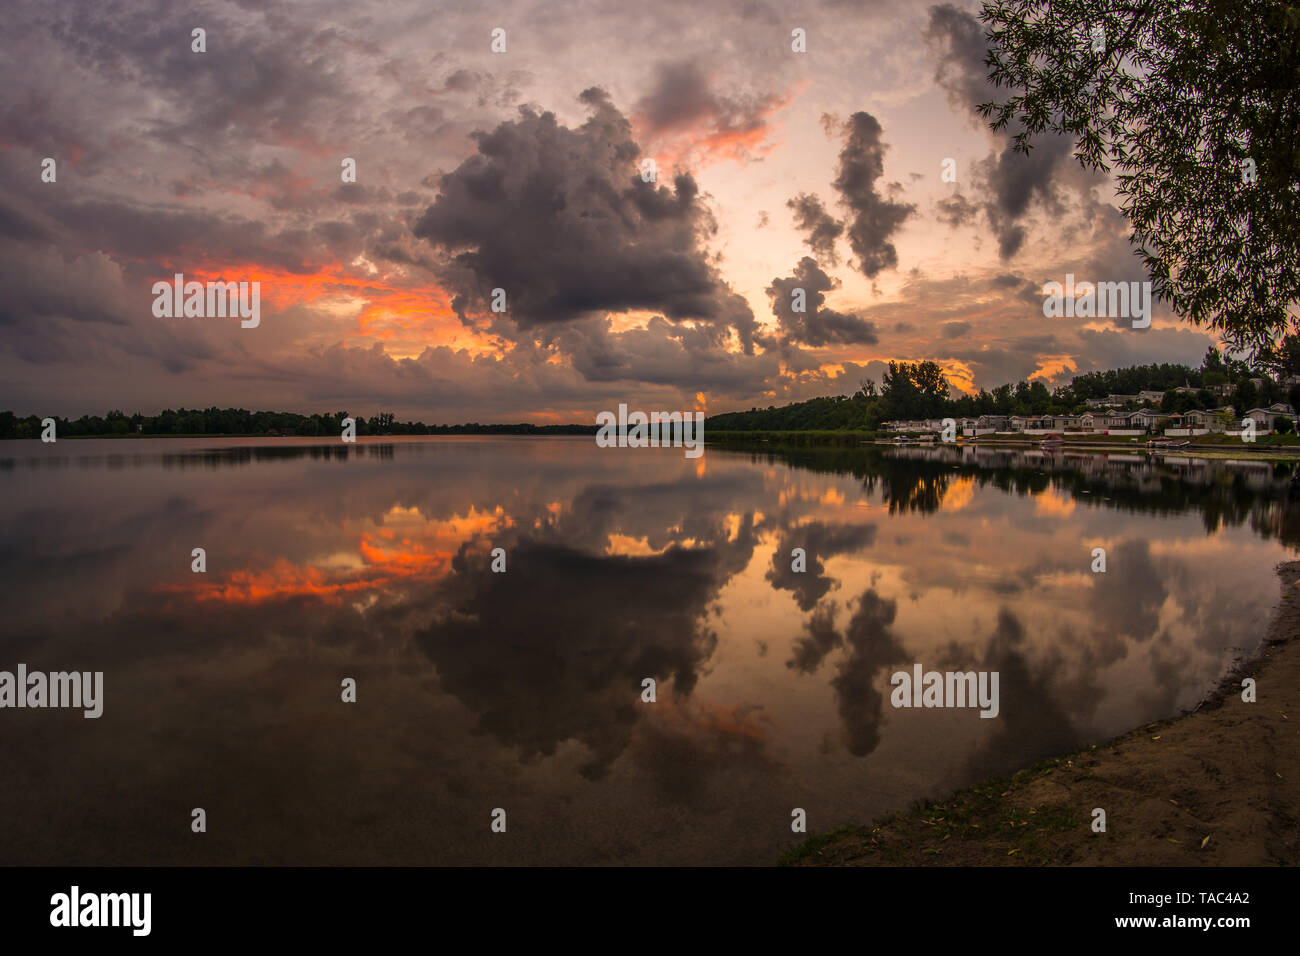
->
(786, 562, 1300, 866)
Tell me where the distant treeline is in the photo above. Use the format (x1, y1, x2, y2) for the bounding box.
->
(2, 350, 1292, 439)
(0, 408, 597, 439)
(706, 350, 1292, 432)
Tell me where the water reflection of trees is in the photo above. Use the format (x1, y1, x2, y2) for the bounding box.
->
(730, 445, 1300, 550)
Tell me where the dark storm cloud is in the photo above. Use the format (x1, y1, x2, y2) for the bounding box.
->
(414, 88, 758, 351)
(0, 245, 129, 330)
(1077, 199, 1162, 329)
(778, 108, 913, 288)
(635, 58, 720, 131)
(924, 3, 999, 116)
(633, 56, 783, 155)
(28, 189, 361, 275)
(788, 192, 843, 266)
(763, 257, 881, 349)
(991, 272, 1036, 293)
(978, 134, 1076, 258)
(442, 69, 480, 93)
(943, 343, 1047, 389)
(555, 315, 778, 394)
(924, 4, 1092, 259)
(941, 320, 971, 338)
(990, 273, 1045, 304)
(19, 1, 352, 162)
(0, 200, 52, 243)
(831, 112, 914, 278)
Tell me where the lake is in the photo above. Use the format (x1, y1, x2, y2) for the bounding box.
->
(1, 436, 1295, 864)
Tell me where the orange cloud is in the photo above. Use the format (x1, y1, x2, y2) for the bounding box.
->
(636, 86, 795, 173)
(150, 260, 497, 356)
(1029, 355, 1078, 383)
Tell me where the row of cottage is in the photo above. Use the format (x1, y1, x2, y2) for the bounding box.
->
(1082, 378, 1297, 408)
(1083, 388, 1226, 407)
(884, 403, 1297, 436)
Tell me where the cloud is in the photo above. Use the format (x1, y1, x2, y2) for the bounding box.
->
(787, 192, 843, 266)
(978, 134, 1076, 258)
(633, 57, 786, 166)
(764, 257, 881, 348)
(923, 3, 1000, 120)
(414, 88, 759, 352)
(780, 108, 913, 281)
(936, 191, 980, 228)
(831, 112, 914, 278)
(554, 315, 778, 393)
(923, 4, 1096, 260)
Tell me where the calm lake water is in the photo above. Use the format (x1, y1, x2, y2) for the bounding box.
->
(1, 436, 1296, 865)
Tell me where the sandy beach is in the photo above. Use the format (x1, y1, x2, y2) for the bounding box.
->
(787, 562, 1300, 866)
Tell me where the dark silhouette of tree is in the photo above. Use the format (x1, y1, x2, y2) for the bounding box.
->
(979, 0, 1300, 353)
(1263, 332, 1300, 378)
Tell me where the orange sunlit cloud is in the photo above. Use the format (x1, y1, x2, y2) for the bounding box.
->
(149, 260, 499, 357)
(1030, 356, 1079, 382)
(633, 86, 796, 173)
(942, 360, 978, 396)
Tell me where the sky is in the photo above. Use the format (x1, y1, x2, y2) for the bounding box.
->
(0, 0, 1219, 423)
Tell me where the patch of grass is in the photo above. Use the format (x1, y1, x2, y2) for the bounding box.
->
(782, 755, 1093, 864)
(777, 825, 867, 866)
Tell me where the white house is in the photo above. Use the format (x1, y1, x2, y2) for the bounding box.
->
(1244, 404, 1296, 432)
(1084, 394, 1139, 408)
(1129, 407, 1165, 430)
(1101, 410, 1135, 429)
(1183, 409, 1231, 433)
